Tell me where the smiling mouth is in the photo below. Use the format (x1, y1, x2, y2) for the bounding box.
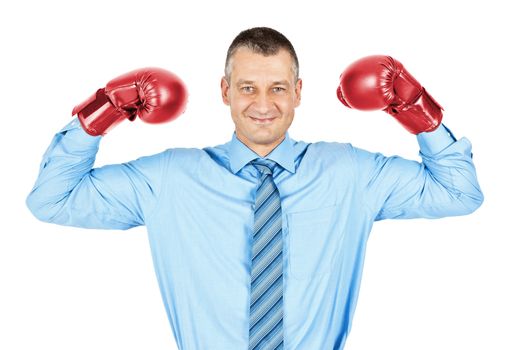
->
(249, 116, 277, 124)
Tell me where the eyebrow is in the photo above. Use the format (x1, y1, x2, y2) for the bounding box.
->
(236, 80, 290, 87)
(272, 81, 291, 87)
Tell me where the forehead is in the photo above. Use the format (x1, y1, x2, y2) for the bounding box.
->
(230, 47, 294, 81)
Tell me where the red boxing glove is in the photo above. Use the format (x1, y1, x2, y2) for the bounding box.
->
(72, 67, 188, 136)
(337, 55, 443, 134)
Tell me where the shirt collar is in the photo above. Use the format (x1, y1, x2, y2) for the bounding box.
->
(227, 131, 296, 174)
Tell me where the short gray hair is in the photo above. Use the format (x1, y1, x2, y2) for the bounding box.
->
(224, 27, 299, 84)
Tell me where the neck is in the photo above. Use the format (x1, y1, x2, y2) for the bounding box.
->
(237, 133, 285, 158)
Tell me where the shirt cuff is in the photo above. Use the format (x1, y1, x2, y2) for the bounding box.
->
(37, 117, 101, 171)
(56, 117, 102, 149)
(59, 117, 83, 132)
(416, 123, 457, 156)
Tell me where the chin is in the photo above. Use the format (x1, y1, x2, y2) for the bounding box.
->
(253, 132, 284, 145)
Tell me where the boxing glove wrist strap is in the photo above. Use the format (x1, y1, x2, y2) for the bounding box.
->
(72, 89, 129, 136)
(386, 88, 444, 134)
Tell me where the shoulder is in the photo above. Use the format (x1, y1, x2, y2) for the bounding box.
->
(303, 139, 398, 173)
(161, 147, 207, 174)
(165, 146, 205, 159)
(303, 139, 355, 159)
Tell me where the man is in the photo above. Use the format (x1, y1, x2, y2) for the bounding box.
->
(26, 27, 483, 350)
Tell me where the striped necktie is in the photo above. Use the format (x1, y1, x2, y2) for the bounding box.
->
(248, 158, 284, 350)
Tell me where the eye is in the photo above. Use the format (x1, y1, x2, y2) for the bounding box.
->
(273, 87, 285, 93)
(241, 86, 254, 93)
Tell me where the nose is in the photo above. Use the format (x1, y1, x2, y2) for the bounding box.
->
(252, 91, 274, 115)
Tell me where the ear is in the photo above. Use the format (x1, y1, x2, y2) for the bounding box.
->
(294, 78, 303, 108)
(221, 77, 230, 105)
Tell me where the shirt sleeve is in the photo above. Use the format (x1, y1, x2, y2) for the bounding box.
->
(347, 124, 484, 221)
(26, 118, 167, 230)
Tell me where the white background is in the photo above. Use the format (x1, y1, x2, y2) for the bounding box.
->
(1, 0, 523, 349)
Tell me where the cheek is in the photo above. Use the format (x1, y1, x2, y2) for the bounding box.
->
(277, 98, 294, 114)
(231, 96, 253, 115)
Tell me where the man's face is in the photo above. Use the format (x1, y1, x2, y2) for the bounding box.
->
(221, 47, 302, 156)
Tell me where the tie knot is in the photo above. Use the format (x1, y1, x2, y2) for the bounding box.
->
(251, 158, 278, 176)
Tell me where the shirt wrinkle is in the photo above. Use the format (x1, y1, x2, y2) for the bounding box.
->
(26, 120, 483, 350)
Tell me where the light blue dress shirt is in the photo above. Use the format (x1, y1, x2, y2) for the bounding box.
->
(27, 118, 483, 350)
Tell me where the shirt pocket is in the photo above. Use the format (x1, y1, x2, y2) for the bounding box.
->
(287, 203, 342, 280)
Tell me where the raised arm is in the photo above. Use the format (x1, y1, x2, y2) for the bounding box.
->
(337, 55, 483, 220)
(26, 67, 188, 229)
(348, 124, 483, 220)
